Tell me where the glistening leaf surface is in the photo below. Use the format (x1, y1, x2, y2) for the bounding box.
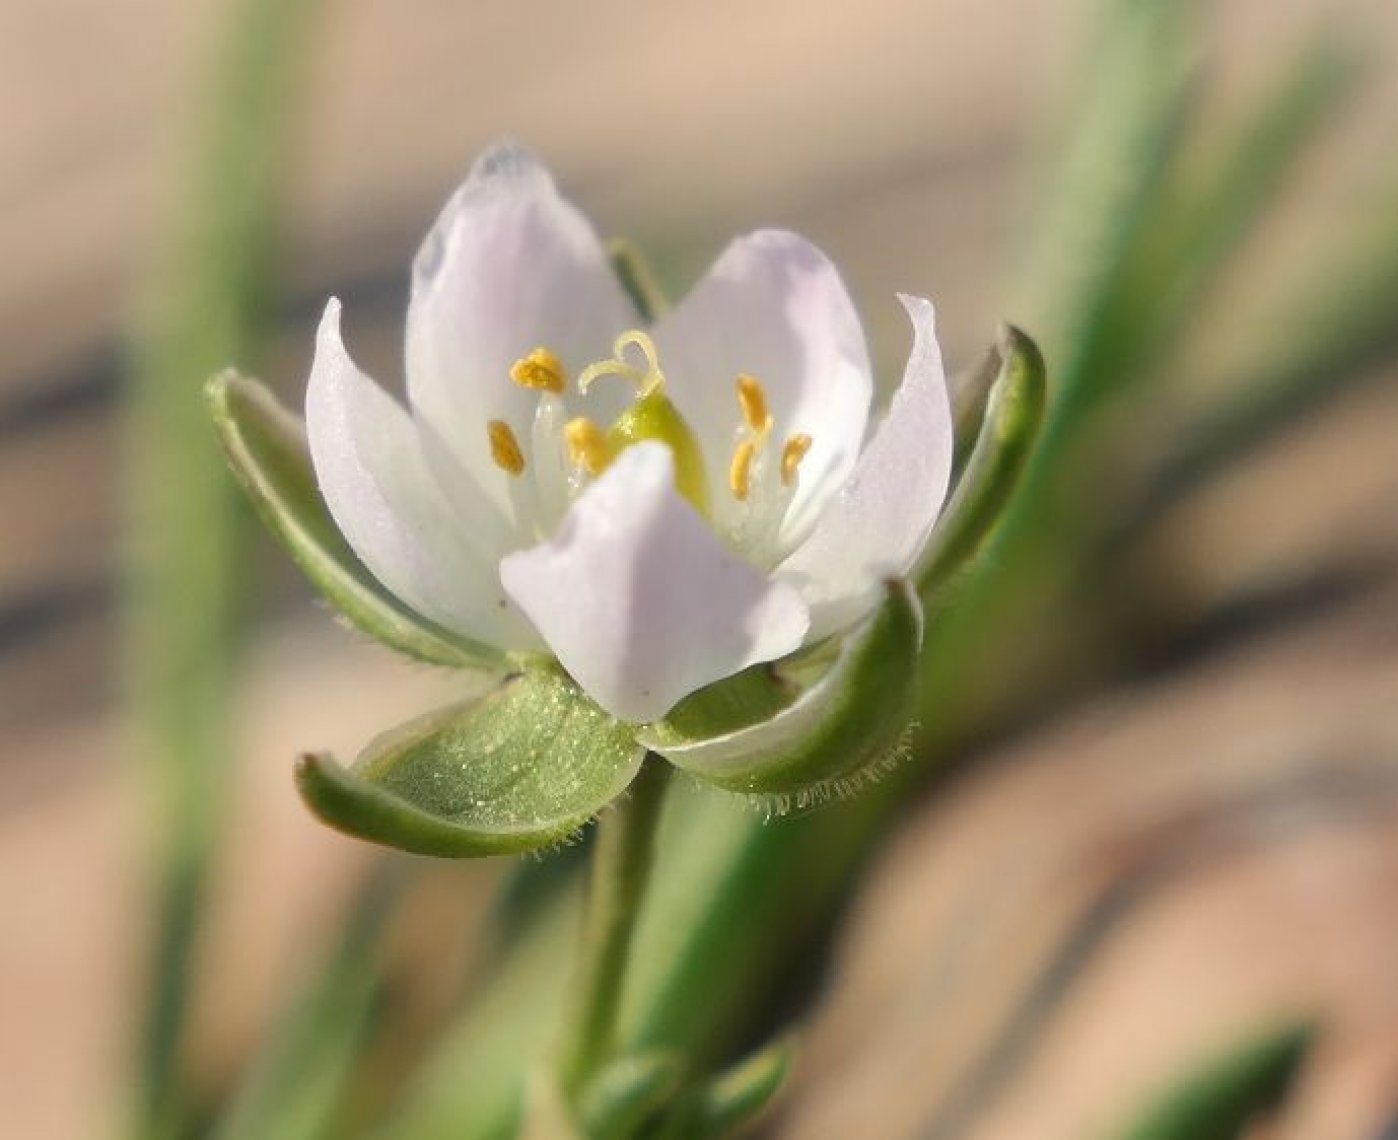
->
(298, 666, 645, 857)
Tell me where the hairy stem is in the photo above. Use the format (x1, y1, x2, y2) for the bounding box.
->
(560, 757, 673, 1095)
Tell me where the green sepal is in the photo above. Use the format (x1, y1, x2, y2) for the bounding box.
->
(916, 324, 1047, 601)
(656, 1038, 793, 1140)
(1115, 1021, 1313, 1140)
(576, 1051, 684, 1140)
(639, 581, 922, 798)
(296, 665, 645, 858)
(609, 239, 669, 323)
(206, 370, 503, 671)
(950, 341, 1001, 475)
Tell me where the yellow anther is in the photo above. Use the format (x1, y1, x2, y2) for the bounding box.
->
(578, 329, 667, 397)
(509, 347, 567, 394)
(565, 417, 612, 475)
(487, 419, 526, 476)
(729, 439, 757, 501)
(780, 433, 813, 487)
(736, 374, 772, 434)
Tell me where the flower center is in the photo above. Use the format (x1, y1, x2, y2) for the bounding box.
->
(485, 331, 815, 563)
(567, 331, 710, 516)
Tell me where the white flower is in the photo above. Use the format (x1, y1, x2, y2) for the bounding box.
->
(305, 144, 953, 723)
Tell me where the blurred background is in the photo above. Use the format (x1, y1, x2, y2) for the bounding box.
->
(5, 0, 1398, 1137)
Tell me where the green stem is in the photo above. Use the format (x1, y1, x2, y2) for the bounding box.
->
(560, 757, 672, 1095)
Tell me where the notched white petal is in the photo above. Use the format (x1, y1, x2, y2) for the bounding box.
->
(305, 299, 538, 650)
(779, 294, 953, 641)
(499, 443, 810, 723)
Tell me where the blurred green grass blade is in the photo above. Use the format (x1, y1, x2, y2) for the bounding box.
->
(1121, 186, 1398, 536)
(1019, 0, 1194, 432)
(126, 0, 317, 1134)
(1115, 1022, 1313, 1140)
(212, 867, 400, 1140)
(1114, 31, 1361, 378)
(374, 880, 582, 1140)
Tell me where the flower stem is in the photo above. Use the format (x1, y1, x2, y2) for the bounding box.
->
(560, 756, 672, 1095)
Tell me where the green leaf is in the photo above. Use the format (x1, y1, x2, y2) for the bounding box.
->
(1116, 31, 1361, 382)
(640, 581, 922, 799)
(519, 1074, 584, 1140)
(917, 324, 1048, 601)
(1022, 0, 1193, 427)
(576, 1051, 684, 1140)
(128, 0, 319, 1133)
(207, 371, 502, 671)
(376, 877, 583, 1140)
(212, 867, 399, 1140)
(657, 1038, 792, 1140)
(1119, 167, 1398, 540)
(296, 665, 645, 857)
(1115, 1022, 1313, 1140)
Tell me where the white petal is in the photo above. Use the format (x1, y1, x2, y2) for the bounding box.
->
(778, 295, 953, 641)
(405, 143, 639, 541)
(499, 443, 809, 723)
(306, 300, 539, 650)
(652, 230, 873, 545)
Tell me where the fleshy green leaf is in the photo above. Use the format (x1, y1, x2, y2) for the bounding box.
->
(917, 324, 1047, 601)
(576, 1051, 684, 1140)
(639, 581, 922, 798)
(657, 1038, 792, 1140)
(1115, 1021, 1313, 1140)
(207, 371, 502, 671)
(296, 665, 645, 857)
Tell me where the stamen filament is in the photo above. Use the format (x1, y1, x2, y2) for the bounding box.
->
(487, 419, 526, 476)
(729, 439, 757, 501)
(510, 347, 567, 394)
(780, 433, 813, 486)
